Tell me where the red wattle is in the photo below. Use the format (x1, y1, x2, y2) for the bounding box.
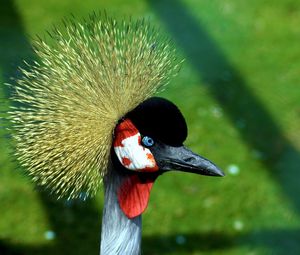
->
(118, 174, 156, 218)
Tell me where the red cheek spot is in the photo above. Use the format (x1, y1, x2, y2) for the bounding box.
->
(140, 153, 159, 172)
(122, 157, 132, 167)
(147, 153, 155, 163)
(114, 135, 124, 147)
(114, 119, 139, 147)
(141, 165, 159, 172)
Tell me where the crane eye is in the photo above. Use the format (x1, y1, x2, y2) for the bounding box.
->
(142, 136, 155, 147)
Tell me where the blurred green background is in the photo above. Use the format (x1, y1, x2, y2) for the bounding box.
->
(1, 0, 300, 254)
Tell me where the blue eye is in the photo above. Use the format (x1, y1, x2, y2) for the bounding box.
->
(142, 136, 155, 147)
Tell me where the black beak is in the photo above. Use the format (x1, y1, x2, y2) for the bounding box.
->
(152, 143, 225, 177)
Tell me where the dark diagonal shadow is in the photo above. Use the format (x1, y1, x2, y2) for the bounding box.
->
(143, 228, 300, 254)
(2, 0, 300, 254)
(143, 232, 236, 254)
(0, 0, 32, 98)
(0, 193, 101, 255)
(0, 1, 101, 255)
(147, 0, 300, 251)
(2, 227, 300, 254)
(147, 0, 300, 209)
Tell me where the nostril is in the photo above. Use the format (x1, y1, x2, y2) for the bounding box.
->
(183, 157, 195, 163)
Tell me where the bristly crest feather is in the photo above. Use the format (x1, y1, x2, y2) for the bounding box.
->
(8, 14, 182, 199)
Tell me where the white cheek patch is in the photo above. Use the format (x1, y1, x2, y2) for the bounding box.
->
(114, 133, 158, 171)
(113, 119, 159, 172)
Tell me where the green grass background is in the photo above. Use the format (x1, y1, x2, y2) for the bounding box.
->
(1, 0, 300, 254)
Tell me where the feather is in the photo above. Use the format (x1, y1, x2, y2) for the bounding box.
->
(8, 14, 182, 199)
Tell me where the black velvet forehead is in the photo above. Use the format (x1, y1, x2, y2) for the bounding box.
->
(126, 97, 187, 146)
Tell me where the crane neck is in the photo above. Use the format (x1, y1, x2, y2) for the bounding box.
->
(100, 164, 142, 255)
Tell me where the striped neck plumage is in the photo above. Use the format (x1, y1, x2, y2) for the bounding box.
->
(100, 166, 142, 255)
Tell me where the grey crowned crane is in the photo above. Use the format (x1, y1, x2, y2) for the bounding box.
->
(9, 15, 224, 255)
(102, 97, 224, 254)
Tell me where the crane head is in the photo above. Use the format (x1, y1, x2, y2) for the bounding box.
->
(113, 97, 224, 218)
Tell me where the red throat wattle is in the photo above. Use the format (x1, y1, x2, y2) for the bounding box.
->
(117, 174, 157, 218)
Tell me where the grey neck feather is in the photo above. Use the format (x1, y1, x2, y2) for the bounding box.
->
(100, 165, 142, 255)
